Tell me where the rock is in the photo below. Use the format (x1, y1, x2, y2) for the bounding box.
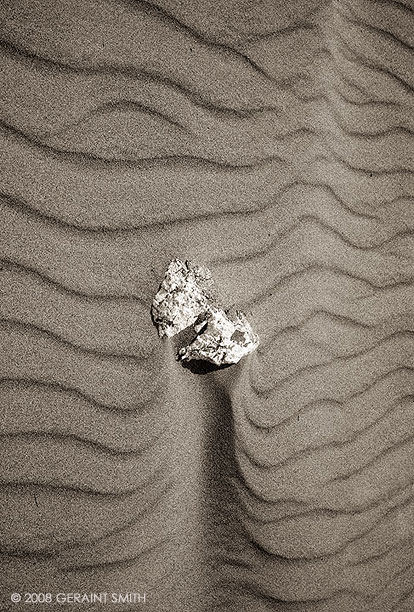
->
(151, 259, 259, 366)
(178, 307, 259, 366)
(151, 259, 213, 338)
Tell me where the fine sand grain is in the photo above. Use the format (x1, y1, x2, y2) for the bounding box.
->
(1, 0, 413, 610)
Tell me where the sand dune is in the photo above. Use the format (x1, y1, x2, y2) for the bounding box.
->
(1, 0, 413, 610)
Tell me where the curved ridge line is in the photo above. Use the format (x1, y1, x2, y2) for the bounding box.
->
(332, 83, 406, 108)
(375, 561, 414, 600)
(329, 58, 412, 107)
(242, 22, 316, 44)
(247, 499, 414, 562)
(0, 428, 164, 458)
(339, 1, 414, 51)
(339, 496, 414, 565)
(372, 195, 414, 209)
(41, 106, 312, 144)
(0, 258, 149, 304)
(0, 178, 380, 236)
(330, 433, 414, 483)
(240, 398, 411, 473)
(0, 377, 153, 414)
(235, 473, 414, 520)
(126, 0, 331, 91)
(389, 585, 414, 612)
(0, 39, 281, 116)
(60, 537, 170, 572)
(313, 150, 413, 176)
(0, 187, 296, 234)
(258, 309, 374, 353)
(329, 60, 392, 103)
(371, 0, 414, 14)
(351, 534, 414, 568)
(241, 478, 413, 528)
(120, 0, 277, 83)
(293, 181, 380, 219)
(320, 94, 414, 138)
(0, 317, 152, 362)
(221, 580, 371, 605)
(42, 99, 191, 139)
(243, 264, 414, 310)
(10, 191, 407, 267)
(250, 330, 414, 395)
(0, 120, 287, 169)
(236, 468, 414, 519)
(2, 479, 173, 558)
(246, 518, 374, 563)
(248, 366, 414, 425)
(145, 0, 321, 45)
(245, 380, 414, 437)
(212, 214, 414, 267)
(337, 33, 414, 93)
(327, 118, 414, 141)
(0, 467, 166, 498)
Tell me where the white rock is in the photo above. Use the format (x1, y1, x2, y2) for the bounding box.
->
(178, 307, 259, 366)
(151, 259, 259, 365)
(151, 259, 213, 337)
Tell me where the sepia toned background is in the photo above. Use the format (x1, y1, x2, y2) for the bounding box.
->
(0, 0, 413, 610)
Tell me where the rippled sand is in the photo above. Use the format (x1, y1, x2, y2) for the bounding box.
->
(1, 0, 413, 610)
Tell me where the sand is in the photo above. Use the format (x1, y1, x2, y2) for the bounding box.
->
(1, 0, 413, 610)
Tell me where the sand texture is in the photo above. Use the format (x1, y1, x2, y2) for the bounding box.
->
(1, 0, 414, 610)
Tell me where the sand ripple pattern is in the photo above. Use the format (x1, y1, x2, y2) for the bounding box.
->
(0, 0, 413, 610)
